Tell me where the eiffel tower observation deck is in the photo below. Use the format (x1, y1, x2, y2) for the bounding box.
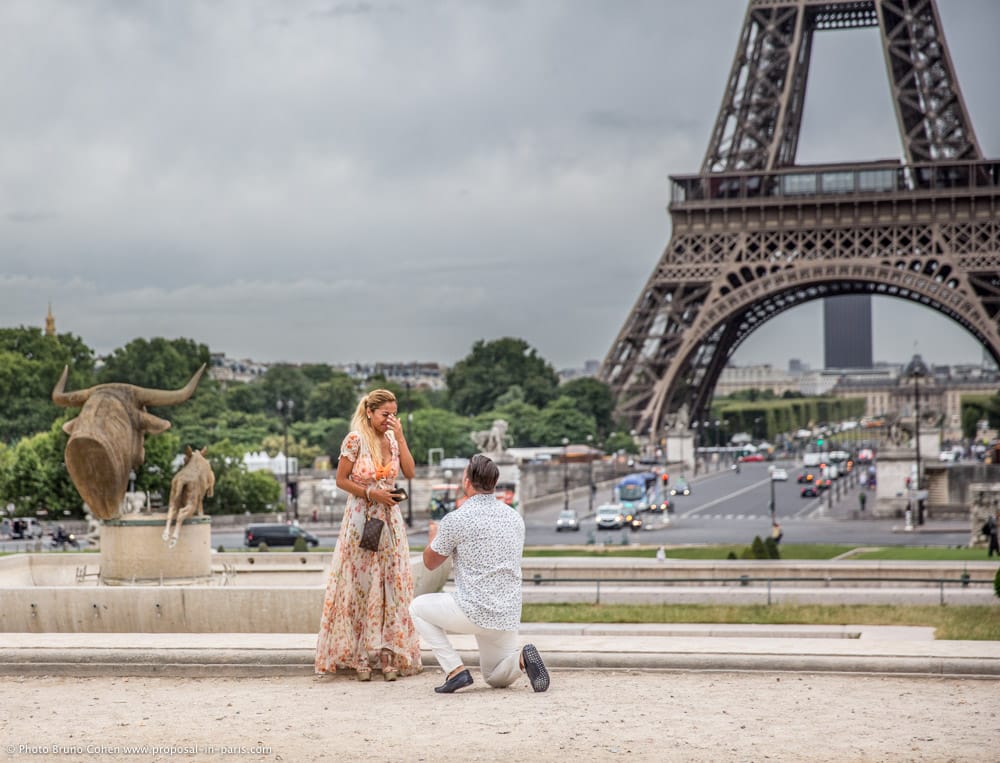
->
(600, 0, 1000, 442)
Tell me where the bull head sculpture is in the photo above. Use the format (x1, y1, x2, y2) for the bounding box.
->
(51, 364, 206, 520)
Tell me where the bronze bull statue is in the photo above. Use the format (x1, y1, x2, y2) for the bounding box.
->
(51, 364, 206, 520)
(163, 445, 215, 547)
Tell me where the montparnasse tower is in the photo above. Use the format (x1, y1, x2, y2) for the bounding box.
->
(44, 302, 56, 336)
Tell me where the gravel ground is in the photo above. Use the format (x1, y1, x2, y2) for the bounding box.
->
(3, 670, 998, 762)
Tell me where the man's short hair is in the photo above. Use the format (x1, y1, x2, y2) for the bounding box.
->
(465, 454, 499, 492)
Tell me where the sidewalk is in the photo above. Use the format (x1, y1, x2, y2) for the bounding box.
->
(3, 622, 999, 678)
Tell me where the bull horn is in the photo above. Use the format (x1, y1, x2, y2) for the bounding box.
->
(51, 366, 96, 408)
(134, 363, 207, 408)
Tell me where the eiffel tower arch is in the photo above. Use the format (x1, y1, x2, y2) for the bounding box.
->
(600, 0, 1000, 443)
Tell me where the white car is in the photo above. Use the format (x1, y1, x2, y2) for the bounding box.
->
(595, 504, 624, 530)
(770, 468, 789, 481)
(555, 509, 580, 532)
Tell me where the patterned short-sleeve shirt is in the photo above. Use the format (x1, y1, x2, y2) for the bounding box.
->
(430, 492, 524, 631)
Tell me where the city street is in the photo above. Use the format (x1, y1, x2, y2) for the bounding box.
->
(202, 460, 967, 549)
(0, 461, 972, 554)
(520, 460, 970, 547)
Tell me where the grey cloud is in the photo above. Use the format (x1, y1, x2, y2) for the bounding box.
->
(0, 0, 997, 370)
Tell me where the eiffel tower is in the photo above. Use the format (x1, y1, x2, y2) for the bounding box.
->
(600, 0, 1000, 443)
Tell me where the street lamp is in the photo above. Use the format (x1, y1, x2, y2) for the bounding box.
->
(443, 468, 453, 517)
(404, 381, 413, 528)
(905, 354, 929, 525)
(768, 465, 776, 521)
(562, 437, 570, 511)
(276, 398, 295, 518)
(586, 434, 595, 514)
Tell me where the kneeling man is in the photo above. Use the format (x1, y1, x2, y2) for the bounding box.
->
(410, 454, 549, 694)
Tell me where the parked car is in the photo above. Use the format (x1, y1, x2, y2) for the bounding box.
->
(555, 509, 580, 532)
(245, 523, 320, 548)
(770, 468, 789, 482)
(595, 504, 624, 530)
(669, 479, 691, 496)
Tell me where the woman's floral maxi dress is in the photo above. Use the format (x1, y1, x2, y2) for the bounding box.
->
(314, 430, 423, 676)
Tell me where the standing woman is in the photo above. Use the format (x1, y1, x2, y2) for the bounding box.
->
(315, 389, 422, 681)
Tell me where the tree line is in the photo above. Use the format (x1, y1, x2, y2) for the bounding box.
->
(0, 330, 627, 517)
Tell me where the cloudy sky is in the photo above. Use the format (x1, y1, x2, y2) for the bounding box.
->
(2, 0, 998, 372)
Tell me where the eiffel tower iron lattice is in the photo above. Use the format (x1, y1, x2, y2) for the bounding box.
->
(599, 0, 1000, 445)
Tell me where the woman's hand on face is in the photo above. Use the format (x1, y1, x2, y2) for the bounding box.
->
(387, 413, 404, 439)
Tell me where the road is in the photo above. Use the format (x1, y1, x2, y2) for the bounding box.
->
(201, 460, 963, 549)
(1, 461, 971, 553)
(522, 460, 970, 547)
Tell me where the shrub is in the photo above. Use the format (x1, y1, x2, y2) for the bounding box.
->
(257, 541, 270, 552)
(764, 537, 781, 559)
(216, 544, 225, 553)
(293, 536, 309, 552)
(750, 536, 767, 559)
(994, 566, 1000, 599)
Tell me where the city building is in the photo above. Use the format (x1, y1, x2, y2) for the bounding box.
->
(823, 295, 873, 369)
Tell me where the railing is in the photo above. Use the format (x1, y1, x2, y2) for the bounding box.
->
(670, 159, 1000, 205)
(525, 574, 994, 606)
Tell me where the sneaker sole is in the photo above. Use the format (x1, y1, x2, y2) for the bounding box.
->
(522, 644, 549, 692)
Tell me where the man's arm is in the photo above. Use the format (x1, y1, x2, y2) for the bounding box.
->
(422, 520, 450, 570)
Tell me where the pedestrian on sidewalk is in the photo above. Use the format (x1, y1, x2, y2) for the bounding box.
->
(983, 512, 999, 558)
(770, 521, 783, 545)
(409, 454, 550, 694)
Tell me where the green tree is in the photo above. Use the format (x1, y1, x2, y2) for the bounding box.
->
(138, 430, 182, 501)
(225, 381, 269, 415)
(447, 338, 559, 415)
(408, 408, 474, 463)
(299, 363, 336, 385)
(0, 327, 95, 443)
(0, 425, 79, 515)
(604, 431, 638, 455)
(530, 396, 597, 445)
(490, 395, 541, 447)
(259, 364, 313, 423)
(98, 337, 210, 390)
(293, 418, 351, 461)
(306, 372, 359, 420)
(212, 469, 281, 514)
(559, 377, 614, 436)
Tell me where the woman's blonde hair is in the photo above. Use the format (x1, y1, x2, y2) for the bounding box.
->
(351, 389, 397, 468)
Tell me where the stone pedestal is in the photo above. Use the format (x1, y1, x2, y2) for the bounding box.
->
(100, 514, 212, 585)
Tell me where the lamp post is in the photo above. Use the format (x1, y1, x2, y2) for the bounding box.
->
(276, 398, 295, 518)
(443, 469, 453, 517)
(905, 354, 929, 526)
(586, 434, 595, 514)
(768, 465, 776, 521)
(561, 437, 570, 511)
(404, 381, 413, 528)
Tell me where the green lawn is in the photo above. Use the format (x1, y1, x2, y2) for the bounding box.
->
(522, 603, 1000, 640)
(519, 544, 998, 561)
(848, 547, 996, 561)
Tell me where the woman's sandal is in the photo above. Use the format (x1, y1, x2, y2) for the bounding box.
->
(381, 649, 398, 681)
(356, 667, 372, 682)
